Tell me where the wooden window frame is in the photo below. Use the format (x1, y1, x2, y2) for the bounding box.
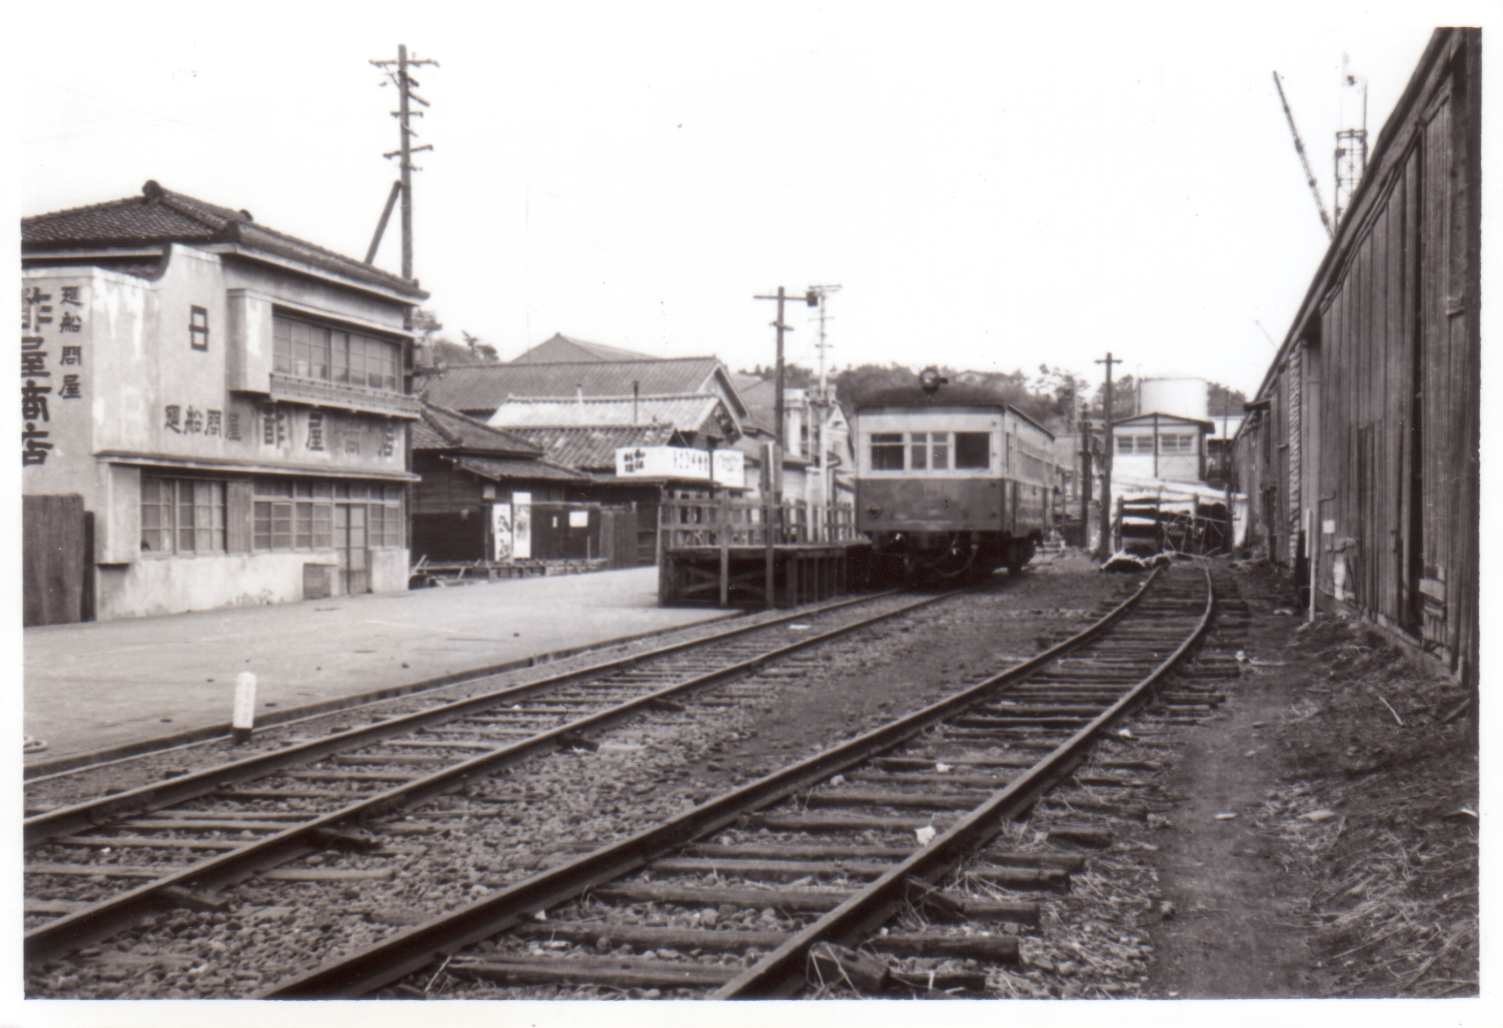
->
(140, 475, 226, 555)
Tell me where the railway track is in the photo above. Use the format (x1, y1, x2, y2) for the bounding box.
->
(258, 561, 1216, 999)
(24, 585, 974, 982)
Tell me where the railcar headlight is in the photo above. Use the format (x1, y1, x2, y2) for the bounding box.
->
(919, 367, 947, 393)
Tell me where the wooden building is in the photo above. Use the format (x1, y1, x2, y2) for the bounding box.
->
(1233, 28, 1480, 687)
(410, 403, 638, 571)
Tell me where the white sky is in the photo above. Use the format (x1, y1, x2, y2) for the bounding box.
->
(16, 1, 1497, 401)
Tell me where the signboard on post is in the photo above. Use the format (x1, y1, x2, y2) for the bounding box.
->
(615, 446, 743, 484)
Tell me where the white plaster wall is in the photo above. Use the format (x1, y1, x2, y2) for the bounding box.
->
(97, 546, 411, 619)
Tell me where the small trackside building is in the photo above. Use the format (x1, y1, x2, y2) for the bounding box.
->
(22, 180, 427, 622)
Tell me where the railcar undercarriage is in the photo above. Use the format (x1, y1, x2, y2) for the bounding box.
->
(868, 530, 1037, 586)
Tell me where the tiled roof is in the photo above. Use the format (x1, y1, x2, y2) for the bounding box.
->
(22, 180, 425, 299)
(411, 403, 542, 456)
(503, 425, 679, 471)
(447, 455, 588, 484)
(416, 357, 734, 415)
(510, 333, 661, 363)
(488, 394, 722, 432)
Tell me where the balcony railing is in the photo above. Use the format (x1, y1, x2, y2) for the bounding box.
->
(267, 372, 422, 418)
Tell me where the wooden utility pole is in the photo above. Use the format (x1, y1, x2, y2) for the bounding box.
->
(751, 287, 817, 607)
(370, 44, 439, 280)
(1078, 402, 1092, 537)
(1095, 352, 1122, 559)
(753, 287, 817, 449)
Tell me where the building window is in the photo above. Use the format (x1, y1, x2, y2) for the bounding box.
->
(273, 315, 401, 392)
(1160, 434, 1195, 454)
(253, 477, 403, 551)
(870, 433, 905, 471)
(1117, 435, 1136, 454)
(141, 476, 226, 554)
(190, 306, 209, 350)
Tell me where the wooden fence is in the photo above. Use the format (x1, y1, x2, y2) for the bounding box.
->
(658, 493, 857, 552)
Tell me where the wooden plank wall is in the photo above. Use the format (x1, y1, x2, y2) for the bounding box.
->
(1314, 30, 1478, 669)
(23, 494, 87, 627)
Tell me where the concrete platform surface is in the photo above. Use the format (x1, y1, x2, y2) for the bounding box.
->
(24, 567, 733, 769)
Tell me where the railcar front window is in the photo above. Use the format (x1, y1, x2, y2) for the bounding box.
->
(871, 433, 905, 470)
(908, 432, 948, 472)
(929, 434, 949, 471)
(955, 432, 990, 469)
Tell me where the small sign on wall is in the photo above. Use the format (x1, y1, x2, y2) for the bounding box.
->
(569, 509, 589, 528)
(513, 492, 532, 560)
(491, 502, 513, 561)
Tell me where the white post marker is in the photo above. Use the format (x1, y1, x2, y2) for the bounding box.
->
(233, 671, 257, 744)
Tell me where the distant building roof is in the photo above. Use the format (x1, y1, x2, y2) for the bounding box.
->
(510, 333, 660, 364)
(22, 180, 426, 299)
(503, 424, 681, 472)
(1114, 412, 1214, 431)
(418, 357, 747, 419)
(488, 394, 728, 434)
(412, 403, 542, 456)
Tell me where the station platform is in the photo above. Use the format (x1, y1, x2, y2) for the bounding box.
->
(23, 567, 736, 774)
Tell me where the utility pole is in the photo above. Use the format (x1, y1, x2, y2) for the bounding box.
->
(808, 285, 840, 541)
(1078, 400, 1092, 542)
(370, 44, 439, 280)
(1096, 352, 1122, 559)
(753, 287, 817, 605)
(753, 287, 818, 450)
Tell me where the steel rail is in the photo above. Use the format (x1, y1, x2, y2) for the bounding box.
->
(261, 567, 1168, 998)
(26, 588, 906, 848)
(714, 565, 1214, 997)
(24, 587, 960, 965)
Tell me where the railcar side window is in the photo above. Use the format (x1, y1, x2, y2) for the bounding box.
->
(871, 433, 905, 470)
(955, 432, 990, 469)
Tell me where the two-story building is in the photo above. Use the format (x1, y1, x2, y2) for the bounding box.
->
(22, 180, 426, 621)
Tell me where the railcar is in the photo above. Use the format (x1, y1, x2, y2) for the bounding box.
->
(854, 368, 1056, 582)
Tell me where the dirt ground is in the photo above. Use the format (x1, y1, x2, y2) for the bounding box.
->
(1148, 558, 1478, 1000)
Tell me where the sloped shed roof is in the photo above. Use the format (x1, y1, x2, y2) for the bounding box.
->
(22, 180, 425, 299)
(411, 403, 542, 456)
(446, 455, 587, 484)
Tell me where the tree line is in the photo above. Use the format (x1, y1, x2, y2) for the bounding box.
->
(740, 363, 1246, 435)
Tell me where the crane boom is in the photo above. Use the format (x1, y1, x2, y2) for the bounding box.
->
(1272, 71, 1335, 239)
